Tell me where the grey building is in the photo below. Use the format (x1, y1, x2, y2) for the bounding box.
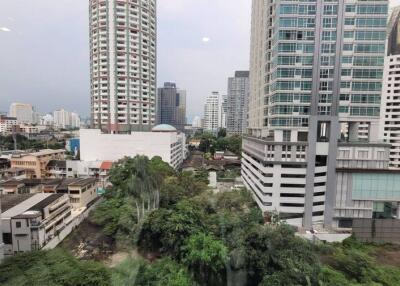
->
(227, 71, 249, 135)
(380, 7, 400, 169)
(387, 7, 400, 56)
(244, 0, 389, 229)
(157, 83, 187, 130)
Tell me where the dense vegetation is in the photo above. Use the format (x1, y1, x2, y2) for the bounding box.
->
(0, 249, 110, 286)
(193, 130, 242, 156)
(0, 134, 65, 151)
(1, 155, 400, 286)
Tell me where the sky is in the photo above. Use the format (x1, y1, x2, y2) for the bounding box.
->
(1, 1, 400, 121)
(0, 0, 252, 122)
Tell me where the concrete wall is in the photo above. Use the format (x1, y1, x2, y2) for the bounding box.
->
(80, 129, 177, 164)
(353, 219, 400, 244)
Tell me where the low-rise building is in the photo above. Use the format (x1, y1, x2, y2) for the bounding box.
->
(46, 160, 67, 178)
(10, 149, 65, 178)
(0, 116, 17, 135)
(0, 178, 98, 210)
(52, 178, 98, 209)
(1, 193, 71, 256)
(80, 125, 186, 169)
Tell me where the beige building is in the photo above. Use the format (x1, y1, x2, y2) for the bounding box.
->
(52, 178, 98, 210)
(1, 193, 71, 257)
(10, 150, 65, 179)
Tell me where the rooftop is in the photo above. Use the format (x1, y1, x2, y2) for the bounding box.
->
(0, 194, 34, 212)
(152, 124, 177, 132)
(100, 161, 113, 171)
(47, 160, 67, 169)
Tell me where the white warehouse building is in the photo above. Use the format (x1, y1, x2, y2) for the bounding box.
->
(80, 125, 186, 169)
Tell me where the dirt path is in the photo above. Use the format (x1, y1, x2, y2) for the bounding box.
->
(106, 249, 141, 267)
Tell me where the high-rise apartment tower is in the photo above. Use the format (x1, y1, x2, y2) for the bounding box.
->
(90, 0, 157, 133)
(244, 0, 388, 228)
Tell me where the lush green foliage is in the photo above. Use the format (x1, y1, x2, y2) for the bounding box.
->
(196, 132, 242, 155)
(0, 134, 65, 151)
(0, 249, 111, 286)
(318, 238, 400, 286)
(134, 258, 193, 286)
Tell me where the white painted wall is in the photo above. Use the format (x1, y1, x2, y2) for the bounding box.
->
(80, 129, 185, 167)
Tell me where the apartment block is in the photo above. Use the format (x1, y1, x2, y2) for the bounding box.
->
(10, 149, 66, 179)
(203, 92, 222, 132)
(90, 0, 157, 133)
(0, 116, 17, 135)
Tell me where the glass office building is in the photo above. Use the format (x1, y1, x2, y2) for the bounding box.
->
(244, 0, 388, 228)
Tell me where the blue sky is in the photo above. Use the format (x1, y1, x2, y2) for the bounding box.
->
(0, 0, 251, 122)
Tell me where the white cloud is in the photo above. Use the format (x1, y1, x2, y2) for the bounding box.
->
(0, 27, 11, 32)
(202, 37, 210, 43)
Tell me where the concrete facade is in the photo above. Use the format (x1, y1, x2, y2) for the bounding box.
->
(227, 71, 249, 135)
(90, 0, 157, 133)
(80, 127, 186, 169)
(203, 92, 222, 132)
(1, 193, 71, 257)
(380, 7, 400, 169)
(245, 0, 389, 228)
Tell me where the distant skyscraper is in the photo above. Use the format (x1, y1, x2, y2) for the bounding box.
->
(203, 92, 221, 132)
(8, 103, 36, 124)
(90, 0, 157, 133)
(381, 6, 400, 168)
(157, 82, 187, 130)
(192, 116, 202, 128)
(220, 95, 228, 129)
(53, 109, 80, 129)
(227, 71, 249, 135)
(244, 0, 388, 228)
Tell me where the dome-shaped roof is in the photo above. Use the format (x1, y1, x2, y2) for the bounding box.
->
(152, 124, 177, 132)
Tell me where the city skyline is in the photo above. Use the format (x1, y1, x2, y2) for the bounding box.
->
(0, 0, 251, 122)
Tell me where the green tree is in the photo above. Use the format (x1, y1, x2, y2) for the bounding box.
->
(139, 200, 206, 257)
(182, 233, 228, 286)
(243, 224, 320, 286)
(134, 258, 194, 286)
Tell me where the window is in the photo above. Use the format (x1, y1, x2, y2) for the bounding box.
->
(344, 18, 355, 26)
(358, 151, 369, 159)
(283, 130, 291, 142)
(345, 5, 355, 13)
(341, 69, 351, 77)
(343, 44, 353, 51)
(16, 221, 21, 228)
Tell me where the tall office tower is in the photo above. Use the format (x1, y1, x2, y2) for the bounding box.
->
(381, 7, 400, 169)
(243, 0, 388, 228)
(9, 103, 35, 124)
(204, 92, 222, 132)
(227, 71, 250, 135)
(157, 82, 186, 130)
(90, 0, 157, 133)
